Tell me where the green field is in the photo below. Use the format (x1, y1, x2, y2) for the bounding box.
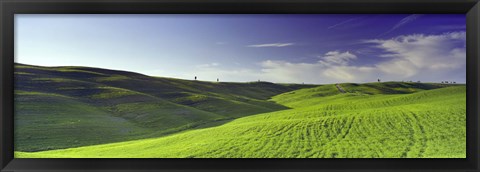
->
(14, 63, 466, 158)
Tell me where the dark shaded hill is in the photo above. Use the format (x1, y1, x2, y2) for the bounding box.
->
(14, 63, 315, 152)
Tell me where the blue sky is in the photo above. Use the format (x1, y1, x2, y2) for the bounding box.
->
(15, 14, 466, 84)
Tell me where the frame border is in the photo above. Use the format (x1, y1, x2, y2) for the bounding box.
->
(1, 0, 479, 171)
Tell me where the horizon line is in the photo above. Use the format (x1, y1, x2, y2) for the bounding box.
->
(14, 62, 467, 85)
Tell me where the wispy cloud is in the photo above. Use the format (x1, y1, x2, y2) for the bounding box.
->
(327, 17, 362, 29)
(379, 14, 423, 37)
(247, 43, 294, 48)
(435, 25, 466, 31)
(196, 62, 220, 68)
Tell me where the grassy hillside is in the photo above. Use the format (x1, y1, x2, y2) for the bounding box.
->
(16, 82, 466, 158)
(15, 63, 313, 152)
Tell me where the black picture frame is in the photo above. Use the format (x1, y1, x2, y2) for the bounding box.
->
(1, 0, 479, 171)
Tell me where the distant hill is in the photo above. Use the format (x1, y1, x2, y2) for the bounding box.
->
(14, 63, 314, 152)
(16, 83, 466, 158)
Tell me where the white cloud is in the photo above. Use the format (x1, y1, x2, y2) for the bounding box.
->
(255, 32, 466, 84)
(369, 32, 466, 74)
(247, 43, 294, 48)
(258, 58, 377, 83)
(375, 59, 417, 78)
(319, 51, 357, 66)
(159, 32, 466, 84)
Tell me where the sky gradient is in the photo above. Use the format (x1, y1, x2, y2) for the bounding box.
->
(15, 14, 466, 84)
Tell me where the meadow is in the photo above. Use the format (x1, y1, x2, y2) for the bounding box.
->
(14, 63, 466, 158)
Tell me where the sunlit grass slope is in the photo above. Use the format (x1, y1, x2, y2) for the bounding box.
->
(15, 63, 313, 152)
(16, 83, 466, 158)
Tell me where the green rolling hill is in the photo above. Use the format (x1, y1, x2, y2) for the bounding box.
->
(14, 65, 466, 158)
(14, 63, 313, 152)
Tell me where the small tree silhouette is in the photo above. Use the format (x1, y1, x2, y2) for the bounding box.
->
(195, 76, 197, 80)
